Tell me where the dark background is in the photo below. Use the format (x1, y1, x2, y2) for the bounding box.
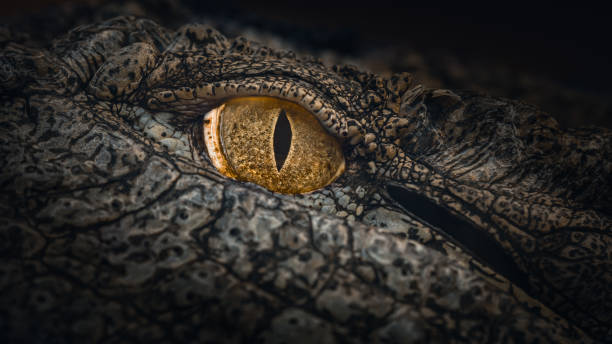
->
(229, 2, 611, 92)
(3, 1, 611, 128)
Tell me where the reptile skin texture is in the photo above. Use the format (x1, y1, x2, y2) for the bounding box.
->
(1, 9, 611, 344)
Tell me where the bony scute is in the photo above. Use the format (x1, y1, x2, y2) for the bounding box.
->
(202, 97, 345, 194)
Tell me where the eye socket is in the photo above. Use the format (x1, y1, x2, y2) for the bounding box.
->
(202, 97, 345, 194)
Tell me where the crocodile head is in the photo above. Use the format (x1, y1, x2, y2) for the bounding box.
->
(1, 16, 610, 343)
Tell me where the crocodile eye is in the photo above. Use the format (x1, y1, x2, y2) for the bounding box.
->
(202, 96, 345, 194)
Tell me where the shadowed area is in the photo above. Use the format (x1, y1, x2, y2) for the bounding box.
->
(387, 184, 531, 292)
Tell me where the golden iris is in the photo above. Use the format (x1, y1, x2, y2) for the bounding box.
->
(203, 97, 345, 194)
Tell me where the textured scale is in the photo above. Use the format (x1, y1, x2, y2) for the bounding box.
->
(0, 9, 611, 344)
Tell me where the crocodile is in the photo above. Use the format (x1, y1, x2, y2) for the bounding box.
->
(1, 9, 611, 344)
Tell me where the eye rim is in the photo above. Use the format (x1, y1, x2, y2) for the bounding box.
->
(200, 96, 346, 194)
(202, 103, 239, 179)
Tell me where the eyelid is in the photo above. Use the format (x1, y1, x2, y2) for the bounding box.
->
(145, 78, 363, 141)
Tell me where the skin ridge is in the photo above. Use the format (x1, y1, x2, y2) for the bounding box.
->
(0, 13, 610, 343)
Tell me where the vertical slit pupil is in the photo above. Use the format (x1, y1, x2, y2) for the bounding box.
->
(273, 109, 292, 172)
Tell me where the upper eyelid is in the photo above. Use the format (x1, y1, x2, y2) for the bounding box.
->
(126, 80, 355, 163)
(142, 77, 363, 142)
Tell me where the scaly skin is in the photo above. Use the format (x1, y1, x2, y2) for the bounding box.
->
(1, 15, 610, 343)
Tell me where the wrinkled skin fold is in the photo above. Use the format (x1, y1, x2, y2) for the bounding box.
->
(1, 16, 611, 343)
